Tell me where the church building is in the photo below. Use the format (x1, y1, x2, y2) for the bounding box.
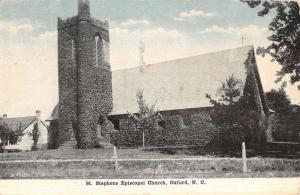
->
(47, 0, 271, 148)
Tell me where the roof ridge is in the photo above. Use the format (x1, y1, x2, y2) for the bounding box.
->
(3, 116, 36, 120)
(112, 45, 253, 72)
(21, 118, 36, 132)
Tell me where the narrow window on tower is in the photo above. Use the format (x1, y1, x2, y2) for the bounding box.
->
(71, 39, 75, 59)
(102, 39, 110, 66)
(95, 35, 100, 66)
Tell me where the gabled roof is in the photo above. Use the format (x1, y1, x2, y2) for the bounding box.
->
(1, 116, 36, 132)
(111, 46, 252, 115)
(48, 45, 259, 119)
(46, 104, 58, 121)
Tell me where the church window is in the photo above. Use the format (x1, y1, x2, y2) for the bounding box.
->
(102, 39, 110, 65)
(95, 35, 102, 66)
(71, 39, 75, 59)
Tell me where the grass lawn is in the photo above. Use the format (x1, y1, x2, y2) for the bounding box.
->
(0, 148, 299, 179)
(0, 148, 214, 161)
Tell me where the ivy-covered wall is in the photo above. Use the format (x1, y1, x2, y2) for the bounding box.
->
(57, 0, 112, 149)
(48, 121, 59, 149)
(110, 119, 138, 147)
(109, 107, 220, 148)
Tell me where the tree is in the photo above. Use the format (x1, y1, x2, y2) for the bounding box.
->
(28, 123, 40, 151)
(8, 123, 25, 145)
(128, 89, 162, 148)
(0, 120, 24, 150)
(243, 1, 300, 88)
(206, 74, 242, 106)
(0, 120, 10, 150)
(265, 87, 292, 114)
(284, 105, 300, 142)
(265, 87, 300, 141)
(206, 75, 261, 152)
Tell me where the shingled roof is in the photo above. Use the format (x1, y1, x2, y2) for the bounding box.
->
(111, 45, 253, 115)
(47, 45, 258, 119)
(1, 116, 36, 132)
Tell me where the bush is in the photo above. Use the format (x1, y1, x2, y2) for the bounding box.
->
(110, 119, 141, 147)
(110, 118, 165, 148)
(100, 118, 116, 142)
(187, 113, 220, 146)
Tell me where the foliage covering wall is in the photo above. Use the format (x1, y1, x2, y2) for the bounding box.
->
(48, 121, 59, 149)
(110, 109, 220, 148)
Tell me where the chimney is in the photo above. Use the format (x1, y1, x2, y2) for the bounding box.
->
(2, 114, 7, 118)
(78, 0, 91, 20)
(36, 110, 41, 132)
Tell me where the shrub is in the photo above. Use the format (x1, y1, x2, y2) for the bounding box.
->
(99, 118, 116, 142)
(110, 118, 141, 147)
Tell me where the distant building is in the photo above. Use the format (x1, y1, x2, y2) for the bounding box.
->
(1, 111, 48, 151)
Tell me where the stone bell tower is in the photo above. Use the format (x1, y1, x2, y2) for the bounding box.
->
(57, 0, 113, 148)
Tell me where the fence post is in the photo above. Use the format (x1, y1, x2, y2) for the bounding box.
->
(113, 146, 119, 170)
(142, 131, 145, 148)
(242, 142, 247, 173)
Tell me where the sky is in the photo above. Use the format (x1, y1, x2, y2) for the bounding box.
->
(0, 0, 299, 119)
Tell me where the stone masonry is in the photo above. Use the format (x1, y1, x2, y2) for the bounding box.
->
(58, 0, 113, 148)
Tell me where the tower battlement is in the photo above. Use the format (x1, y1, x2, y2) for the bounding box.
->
(57, 16, 78, 29)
